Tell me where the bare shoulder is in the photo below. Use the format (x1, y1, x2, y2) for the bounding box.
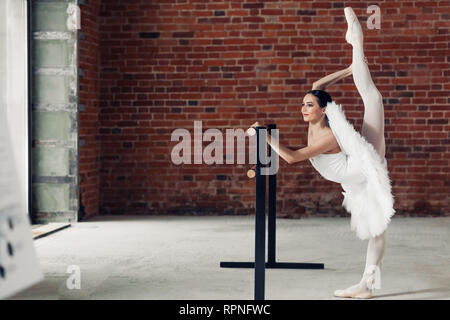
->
(321, 127, 336, 140)
(326, 127, 336, 138)
(322, 128, 341, 152)
(309, 127, 336, 143)
(325, 128, 340, 142)
(306, 128, 339, 154)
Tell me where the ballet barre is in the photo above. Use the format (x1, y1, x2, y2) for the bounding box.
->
(220, 124, 325, 300)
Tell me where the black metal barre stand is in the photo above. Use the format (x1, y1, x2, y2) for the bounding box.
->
(220, 124, 324, 300)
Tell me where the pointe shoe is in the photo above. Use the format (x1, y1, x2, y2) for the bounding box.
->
(333, 280, 374, 299)
(333, 265, 381, 299)
(353, 279, 375, 299)
(344, 7, 364, 47)
(333, 288, 353, 298)
(354, 265, 381, 299)
(333, 281, 363, 298)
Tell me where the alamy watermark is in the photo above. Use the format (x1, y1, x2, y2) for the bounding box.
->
(367, 5, 381, 30)
(170, 121, 279, 175)
(66, 265, 81, 290)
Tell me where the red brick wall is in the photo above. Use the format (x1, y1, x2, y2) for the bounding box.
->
(90, 0, 449, 217)
(79, 0, 101, 219)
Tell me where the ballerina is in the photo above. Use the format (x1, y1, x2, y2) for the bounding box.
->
(250, 7, 395, 299)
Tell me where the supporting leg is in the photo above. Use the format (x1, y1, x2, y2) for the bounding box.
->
(364, 231, 387, 271)
(334, 231, 386, 298)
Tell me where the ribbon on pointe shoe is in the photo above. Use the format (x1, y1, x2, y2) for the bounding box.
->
(364, 265, 381, 290)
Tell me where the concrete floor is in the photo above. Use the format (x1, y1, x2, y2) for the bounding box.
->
(9, 215, 450, 300)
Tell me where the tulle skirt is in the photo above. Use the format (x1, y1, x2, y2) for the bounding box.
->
(341, 158, 393, 240)
(326, 101, 396, 240)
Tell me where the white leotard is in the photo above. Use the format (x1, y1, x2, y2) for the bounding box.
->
(309, 151, 365, 186)
(311, 101, 395, 241)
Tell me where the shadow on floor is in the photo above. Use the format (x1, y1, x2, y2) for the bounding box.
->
(374, 287, 450, 299)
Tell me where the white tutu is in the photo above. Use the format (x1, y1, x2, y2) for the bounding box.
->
(310, 101, 396, 240)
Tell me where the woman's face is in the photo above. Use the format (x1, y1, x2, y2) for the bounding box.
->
(301, 94, 325, 124)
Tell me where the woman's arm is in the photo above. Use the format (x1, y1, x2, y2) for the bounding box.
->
(287, 145, 302, 151)
(267, 131, 339, 164)
(312, 65, 352, 90)
(265, 134, 297, 164)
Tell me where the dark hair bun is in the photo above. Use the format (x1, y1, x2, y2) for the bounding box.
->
(306, 90, 332, 107)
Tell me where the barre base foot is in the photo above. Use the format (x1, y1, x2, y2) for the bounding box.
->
(220, 261, 324, 269)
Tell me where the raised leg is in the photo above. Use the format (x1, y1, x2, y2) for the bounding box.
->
(352, 48, 386, 158)
(347, 8, 386, 159)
